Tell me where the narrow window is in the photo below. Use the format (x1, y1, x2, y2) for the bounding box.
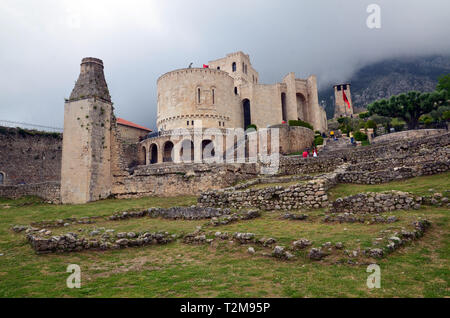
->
(187, 121, 189, 126)
(197, 88, 201, 103)
(234, 87, 238, 95)
(191, 120, 194, 125)
(343, 84, 347, 90)
(242, 62, 245, 72)
(212, 88, 215, 104)
(218, 121, 221, 127)
(217, 66, 220, 70)
(0, 172, 4, 185)
(232, 62, 236, 72)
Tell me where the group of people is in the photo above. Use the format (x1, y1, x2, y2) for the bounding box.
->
(302, 147, 318, 158)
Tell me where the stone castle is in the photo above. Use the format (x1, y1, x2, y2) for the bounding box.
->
(0, 53, 334, 204)
(57, 52, 328, 203)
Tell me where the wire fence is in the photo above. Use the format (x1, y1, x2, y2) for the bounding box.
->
(0, 119, 63, 133)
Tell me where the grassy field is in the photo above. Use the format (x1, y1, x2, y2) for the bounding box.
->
(0, 173, 448, 297)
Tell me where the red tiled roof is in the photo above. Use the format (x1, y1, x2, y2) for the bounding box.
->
(116, 118, 152, 132)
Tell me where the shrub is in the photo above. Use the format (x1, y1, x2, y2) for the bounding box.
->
(246, 124, 257, 131)
(358, 112, 370, 119)
(365, 120, 377, 129)
(314, 135, 324, 146)
(443, 110, 450, 121)
(354, 131, 368, 141)
(288, 120, 313, 130)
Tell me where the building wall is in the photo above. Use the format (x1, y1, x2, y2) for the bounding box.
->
(0, 127, 62, 185)
(117, 124, 149, 143)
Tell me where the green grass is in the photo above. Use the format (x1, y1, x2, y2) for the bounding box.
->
(0, 174, 449, 297)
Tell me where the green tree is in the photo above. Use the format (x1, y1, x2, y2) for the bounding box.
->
(437, 74, 450, 98)
(367, 90, 448, 129)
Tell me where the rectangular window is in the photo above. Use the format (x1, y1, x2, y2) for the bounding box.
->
(187, 121, 189, 126)
(212, 89, 215, 104)
(343, 84, 347, 90)
(191, 120, 194, 125)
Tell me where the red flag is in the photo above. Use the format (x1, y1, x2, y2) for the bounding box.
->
(203, 64, 209, 68)
(343, 90, 351, 109)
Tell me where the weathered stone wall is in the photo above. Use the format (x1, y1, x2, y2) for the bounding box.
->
(111, 162, 260, 198)
(197, 168, 344, 210)
(330, 191, 420, 213)
(0, 181, 60, 203)
(0, 127, 62, 185)
(371, 129, 447, 144)
(281, 132, 450, 175)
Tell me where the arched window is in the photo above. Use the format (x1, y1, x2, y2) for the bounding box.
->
(0, 172, 4, 185)
(217, 66, 220, 70)
(232, 62, 236, 72)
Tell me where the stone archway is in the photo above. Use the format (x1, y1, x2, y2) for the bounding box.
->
(180, 139, 194, 162)
(201, 139, 215, 161)
(163, 141, 174, 162)
(149, 143, 158, 164)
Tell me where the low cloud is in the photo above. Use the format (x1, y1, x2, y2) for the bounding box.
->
(0, 0, 449, 130)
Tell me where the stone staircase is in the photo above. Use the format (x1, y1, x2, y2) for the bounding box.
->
(320, 137, 355, 154)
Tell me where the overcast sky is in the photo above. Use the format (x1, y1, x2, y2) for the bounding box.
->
(1, 0, 449, 130)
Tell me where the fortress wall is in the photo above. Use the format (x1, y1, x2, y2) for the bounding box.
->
(0, 181, 60, 203)
(111, 163, 260, 198)
(0, 127, 62, 186)
(157, 68, 241, 130)
(247, 84, 284, 129)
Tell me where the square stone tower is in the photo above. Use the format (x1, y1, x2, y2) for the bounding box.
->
(333, 83, 354, 118)
(61, 58, 113, 204)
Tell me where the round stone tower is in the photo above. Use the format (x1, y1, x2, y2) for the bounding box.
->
(156, 68, 241, 131)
